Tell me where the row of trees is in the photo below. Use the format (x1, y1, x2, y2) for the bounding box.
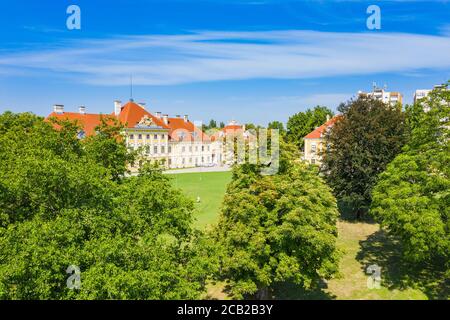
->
(317, 83, 449, 297)
(0, 113, 217, 299)
(371, 88, 449, 290)
(202, 119, 225, 131)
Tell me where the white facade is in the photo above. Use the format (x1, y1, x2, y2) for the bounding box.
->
(167, 140, 222, 168)
(358, 85, 403, 106)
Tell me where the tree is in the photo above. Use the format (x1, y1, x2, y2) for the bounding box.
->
(0, 112, 217, 299)
(208, 119, 217, 129)
(83, 115, 136, 181)
(371, 84, 449, 294)
(267, 121, 286, 136)
(219, 122, 225, 129)
(321, 98, 407, 218)
(213, 143, 340, 299)
(287, 106, 333, 149)
(244, 123, 256, 131)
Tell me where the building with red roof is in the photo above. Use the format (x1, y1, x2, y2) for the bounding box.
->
(303, 115, 341, 165)
(47, 100, 231, 169)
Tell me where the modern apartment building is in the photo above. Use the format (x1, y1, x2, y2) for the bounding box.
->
(358, 84, 403, 106)
(414, 84, 448, 104)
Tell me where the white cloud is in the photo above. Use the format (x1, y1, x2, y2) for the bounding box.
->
(0, 30, 450, 85)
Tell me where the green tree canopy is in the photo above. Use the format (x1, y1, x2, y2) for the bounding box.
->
(267, 121, 286, 136)
(286, 106, 334, 149)
(213, 143, 340, 299)
(371, 84, 449, 296)
(0, 112, 216, 299)
(208, 119, 218, 129)
(83, 115, 135, 181)
(321, 98, 407, 218)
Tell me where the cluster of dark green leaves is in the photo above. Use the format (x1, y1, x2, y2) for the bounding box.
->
(321, 99, 407, 217)
(287, 106, 334, 149)
(0, 112, 216, 299)
(213, 146, 340, 299)
(267, 121, 286, 137)
(371, 85, 449, 273)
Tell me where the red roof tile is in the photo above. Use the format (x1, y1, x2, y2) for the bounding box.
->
(167, 117, 210, 142)
(304, 116, 341, 139)
(47, 112, 105, 136)
(118, 101, 169, 129)
(46, 101, 214, 142)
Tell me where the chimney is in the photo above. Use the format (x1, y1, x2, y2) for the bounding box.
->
(114, 100, 122, 116)
(53, 104, 64, 114)
(326, 115, 331, 122)
(183, 115, 189, 122)
(79, 106, 86, 114)
(155, 112, 162, 118)
(163, 114, 169, 125)
(139, 102, 146, 109)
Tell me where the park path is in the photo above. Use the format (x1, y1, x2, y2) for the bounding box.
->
(163, 166, 231, 175)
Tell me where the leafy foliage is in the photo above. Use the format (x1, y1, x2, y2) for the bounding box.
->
(213, 146, 340, 299)
(371, 85, 449, 292)
(0, 112, 216, 299)
(83, 115, 135, 181)
(267, 121, 286, 136)
(321, 98, 407, 217)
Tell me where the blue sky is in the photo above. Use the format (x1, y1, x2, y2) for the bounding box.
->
(0, 0, 449, 125)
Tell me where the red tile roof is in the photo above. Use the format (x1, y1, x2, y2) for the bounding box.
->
(304, 116, 341, 139)
(46, 101, 213, 142)
(117, 101, 169, 129)
(167, 117, 210, 142)
(223, 124, 243, 131)
(47, 112, 105, 136)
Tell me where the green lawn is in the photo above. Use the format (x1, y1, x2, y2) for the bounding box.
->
(169, 171, 232, 228)
(170, 171, 431, 300)
(324, 220, 428, 300)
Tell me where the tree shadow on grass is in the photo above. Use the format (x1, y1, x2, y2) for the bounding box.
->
(211, 280, 335, 300)
(356, 228, 449, 300)
(271, 280, 335, 300)
(337, 200, 376, 224)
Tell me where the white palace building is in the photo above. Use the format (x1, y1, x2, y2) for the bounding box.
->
(47, 99, 252, 170)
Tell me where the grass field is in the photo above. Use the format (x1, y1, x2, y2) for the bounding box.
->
(169, 171, 232, 228)
(324, 220, 427, 300)
(170, 171, 430, 300)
